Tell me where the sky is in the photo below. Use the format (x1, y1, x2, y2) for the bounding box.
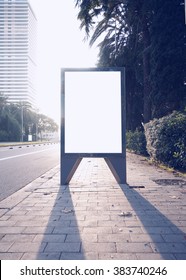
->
(29, 0, 99, 125)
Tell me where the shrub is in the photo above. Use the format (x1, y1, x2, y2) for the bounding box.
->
(144, 111, 186, 171)
(126, 129, 148, 156)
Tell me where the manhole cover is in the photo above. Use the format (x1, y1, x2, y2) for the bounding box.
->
(153, 179, 186, 186)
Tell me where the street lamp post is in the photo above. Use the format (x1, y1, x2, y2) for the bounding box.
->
(21, 104, 24, 142)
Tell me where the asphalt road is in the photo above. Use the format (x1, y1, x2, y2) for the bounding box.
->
(0, 143, 60, 201)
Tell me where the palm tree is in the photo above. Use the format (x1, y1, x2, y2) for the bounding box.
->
(75, 0, 152, 123)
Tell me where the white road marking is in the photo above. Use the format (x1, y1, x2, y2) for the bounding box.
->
(0, 147, 57, 162)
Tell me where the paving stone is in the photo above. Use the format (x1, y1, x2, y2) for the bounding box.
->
(98, 233, 131, 243)
(0, 242, 14, 252)
(171, 226, 186, 234)
(8, 242, 46, 253)
(0, 253, 23, 260)
(141, 227, 174, 234)
(21, 252, 61, 260)
(172, 221, 186, 227)
(0, 209, 9, 217)
(89, 215, 111, 221)
(34, 215, 61, 222)
(59, 215, 85, 221)
(14, 220, 50, 227)
(53, 226, 82, 234)
(25, 210, 58, 216)
(136, 253, 176, 260)
(130, 233, 164, 243)
(112, 227, 143, 234)
(45, 220, 71, 227)
(5, 210, 28, 216)
(33, 234, 66, 243)
(0, 226, 25, 234)
(65, 234, 97, 243)
(23, 226, 54, 234)
(82, 242, 116, 253)
(116, 242, 153, 253)
(70, 220, 97, 227)
(1, 234, 35, 243)
(60, 252, 98, 260)
(83, 227, 113, 234)
(0, 215, 10, 221)
(8, 215, 36, 221)
(0, 234, 4, 240)
(161, 234, 186, 243)
(44, 242, 81, 253)
(98, 220, 126, 227)
(173, 253, 186, 260)
(99, 253, 137, 260)
(150, 242, 186, 254)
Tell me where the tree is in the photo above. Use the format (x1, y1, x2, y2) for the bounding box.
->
(0, 93, 8, 111)
(76, 0, 153, 123)
(38, 114, 58, 140)
(0, 97, 58, 142)
(98, 30, 144, 130)
(150, 0, 185, 118)
(75, 0, 185, 127)
(0, 94, 21, 141)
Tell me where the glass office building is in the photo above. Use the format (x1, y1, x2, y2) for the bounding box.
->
(0, 0, 37, 107)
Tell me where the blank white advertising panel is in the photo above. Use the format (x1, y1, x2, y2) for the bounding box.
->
(64, 71, 122, 153)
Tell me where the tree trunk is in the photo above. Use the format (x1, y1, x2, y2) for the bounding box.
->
(142, 17, 151, 123)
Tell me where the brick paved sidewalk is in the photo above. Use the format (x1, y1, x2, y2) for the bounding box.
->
(0, 152, 186, 260)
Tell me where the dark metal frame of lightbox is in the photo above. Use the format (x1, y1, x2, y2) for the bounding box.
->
(61, 67, 126, 185)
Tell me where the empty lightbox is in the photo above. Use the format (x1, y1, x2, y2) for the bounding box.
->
(63, 69, 123, 154)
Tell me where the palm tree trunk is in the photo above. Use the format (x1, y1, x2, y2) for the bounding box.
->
(142, 16, 151, 123)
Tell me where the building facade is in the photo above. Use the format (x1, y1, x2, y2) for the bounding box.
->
(0, 0, 37, 107)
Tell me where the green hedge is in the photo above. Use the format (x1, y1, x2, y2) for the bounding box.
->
(126, 129, 148, 156)
(144, 111, 186, 171)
